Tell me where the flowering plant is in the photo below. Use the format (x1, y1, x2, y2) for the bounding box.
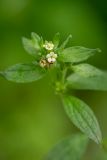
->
(1, 33, 107, 159)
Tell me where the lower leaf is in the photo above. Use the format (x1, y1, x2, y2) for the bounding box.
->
(45, 134, 88, 160)
(62, 95, 102, 144)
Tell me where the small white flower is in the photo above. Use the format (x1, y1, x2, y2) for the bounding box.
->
(46, 52, 57, 63)
(43, 41, 54, 50)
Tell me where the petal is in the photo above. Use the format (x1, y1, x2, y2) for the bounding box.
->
(50, 52, 55, 56)
(54, 54, 58, 58)
(46, 54, 51, 58)
(48, 57, 52, 63)
(51, 58, 56, 62)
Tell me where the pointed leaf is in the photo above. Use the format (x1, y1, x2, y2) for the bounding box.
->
(31, 32, 41, 42)
(67, 67, 107, 91)
(45, 134, 88, 160)
(1, 63, 46, 83)
(22, 37, 41, 58)
(59, 34, 72, 50)
(31, 32, 44, 48)
(72, 63, 103, 77)
(58, 46, 100, 63)
(67, 63, 107, 90)
(62, 95, 102, 144)
(53, 33, 60, 49)
(40, 36, 44, 47)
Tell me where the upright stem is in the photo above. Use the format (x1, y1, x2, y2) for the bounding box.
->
(62, 67, 67, 84)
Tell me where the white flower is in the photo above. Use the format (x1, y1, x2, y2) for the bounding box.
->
(46, 52, 57, 63)
(43, 41, 54, 50)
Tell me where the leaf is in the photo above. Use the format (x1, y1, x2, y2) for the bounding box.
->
(59, 34, 72, 50)
(62, 95, 102, 144)
(69, 63, 107, 90)
(53, 33, 60, 49)
(45, 134, 88, 160)
(1, 63, 46, 83)
(31, 32, 44, 51)
(31, 32, 41, 42)
(72, 63, 103, 77)
(22, 36, 41, 58)
(39, 36, 44, 47)
(67, 70, 107, 90)
(58, 46, 101, 63)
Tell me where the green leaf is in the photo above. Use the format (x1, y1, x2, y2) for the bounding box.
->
(22, 36, 41, 58)
(39, 36, 44, 47)
(58, 46, 100, 63)
(53, 33, 60, 49)
(67, 63, 107, 90)
(59, 34, 72, 50)
(31, 32, 44, 49)
(45, 134, 88, 160)
(62, 95, 102, 144)
(72, 63, 103, 77)
(1, 63, 46, 83)
(31, 32, 41, 42)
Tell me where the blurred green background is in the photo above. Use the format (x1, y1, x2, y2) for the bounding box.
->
(0, 0, 107, 159)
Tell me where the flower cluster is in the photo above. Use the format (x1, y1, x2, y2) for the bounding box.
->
(40, 41, 58, 68)
(43, 41, 54, 51)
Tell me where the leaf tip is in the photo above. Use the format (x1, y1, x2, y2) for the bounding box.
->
(22, 36, 26, 43)
(31, 32, 40, 41)
(69, 34, 72, 38)
(31, 32, 35, 37)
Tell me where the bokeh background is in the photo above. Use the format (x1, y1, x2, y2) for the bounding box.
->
(0, 0, 107, 159)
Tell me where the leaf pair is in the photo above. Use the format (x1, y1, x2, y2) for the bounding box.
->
(53, 33, 74, 56)
(62, 64, 105, 145)
(45, 94, 103, 160)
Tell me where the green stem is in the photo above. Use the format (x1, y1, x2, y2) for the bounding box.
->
(62, 67, 67, 84)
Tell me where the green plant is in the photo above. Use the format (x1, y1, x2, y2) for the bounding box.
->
(1, 33, 107, 159)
